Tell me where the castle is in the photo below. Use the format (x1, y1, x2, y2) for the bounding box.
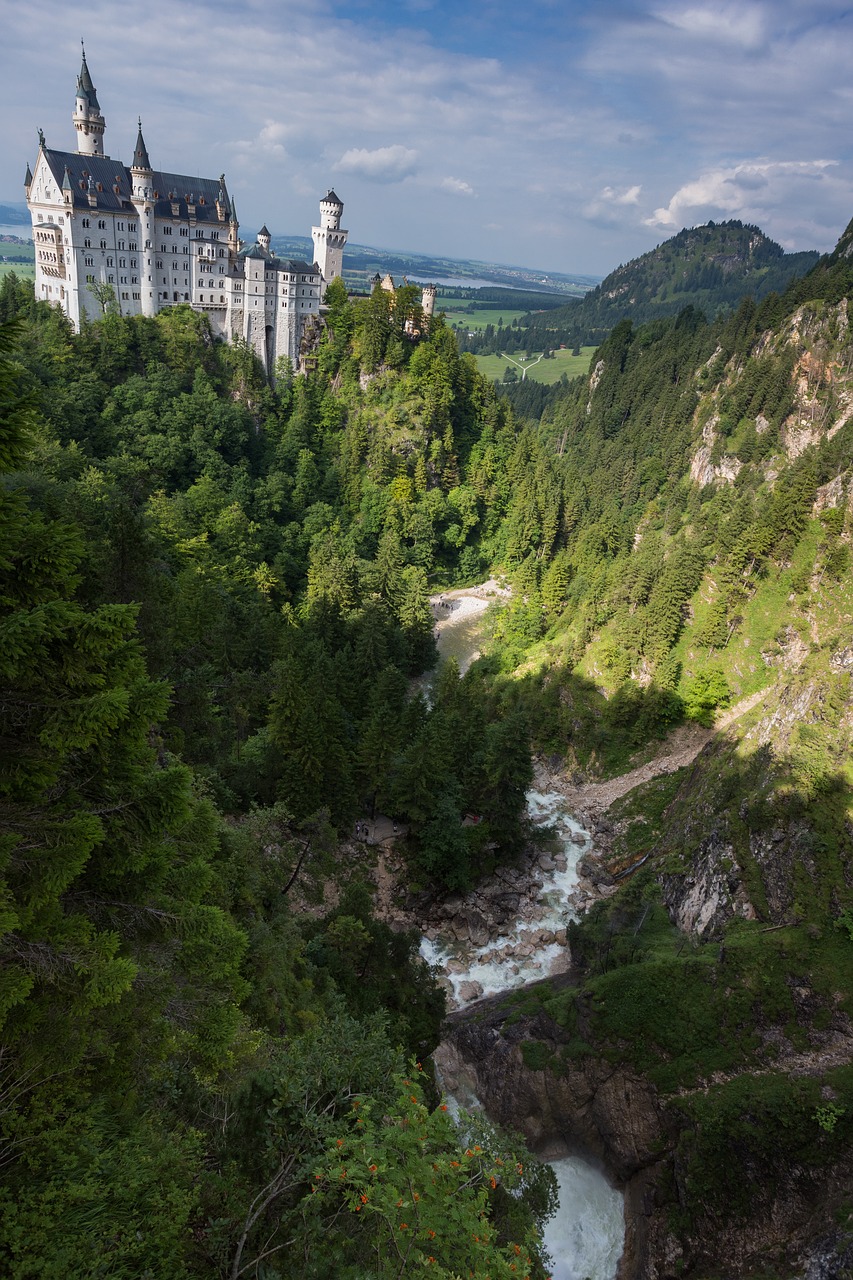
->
(25, 48, 348, 373)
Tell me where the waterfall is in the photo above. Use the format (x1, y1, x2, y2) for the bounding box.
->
(423, 787, 625, 1280)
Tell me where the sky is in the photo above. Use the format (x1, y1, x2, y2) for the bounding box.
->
(4, 0, 853, 277)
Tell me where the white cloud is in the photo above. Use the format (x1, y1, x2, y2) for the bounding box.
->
(440, 176, 475, 196)
(335, 145, 419, 183)
(653, 3, 767, 50)
(647, 159, 838, 230)
(602, 184, 642, 205)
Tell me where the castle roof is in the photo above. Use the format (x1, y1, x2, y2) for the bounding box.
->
(38, 148, 230, 221)
(132, 121, 151, 171)
(76, 50, 100, 111)
(322, 189, 343, 206)
(258, 224, 270, 237)
(237, 241, 318, 274)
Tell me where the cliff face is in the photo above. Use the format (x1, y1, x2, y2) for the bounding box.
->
(438, 985, 853, 1280)
(435, 985, 666, 1280)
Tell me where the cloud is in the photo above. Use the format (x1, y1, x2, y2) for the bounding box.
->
(335, 144, 419, 183)
(440, 176, 475, 197)
(652, 3, 767, 50)
(581, 183, 644, 227)
(647, 159, 838, 230)
(602, 184, 642, 205)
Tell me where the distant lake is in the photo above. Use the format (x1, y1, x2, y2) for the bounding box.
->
(0, 225, 31, 240)
(407, 274, 505, 289)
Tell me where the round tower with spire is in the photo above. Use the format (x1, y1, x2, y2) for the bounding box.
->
(311, 190, 348, 293)
(129, 119, 156, 318)
(73, 44, 106, 157)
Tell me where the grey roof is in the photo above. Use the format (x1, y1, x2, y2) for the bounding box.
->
(39, 149, 231, 221)
(24, 163, 32, 187)
(237, 242, 318, 274)
(258, 224, 270, 237)
(239, 244, 268, 260)
(322, 189, 343, 206)
(76, 52, 100, 111)
(132, 122, 151, 171)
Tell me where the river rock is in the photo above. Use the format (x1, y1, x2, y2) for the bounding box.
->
(458, 980, 484, 1004)
(538, 854, 556, 872)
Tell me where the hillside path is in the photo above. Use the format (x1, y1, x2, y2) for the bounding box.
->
(534, 689, 767, 821)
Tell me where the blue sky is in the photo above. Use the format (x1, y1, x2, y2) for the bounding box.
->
(5, 0, 853, 275)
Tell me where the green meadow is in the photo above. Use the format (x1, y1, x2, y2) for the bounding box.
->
(475, 345, 596, 385)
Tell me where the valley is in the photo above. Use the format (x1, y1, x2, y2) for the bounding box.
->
(2, 203, 853, 1280)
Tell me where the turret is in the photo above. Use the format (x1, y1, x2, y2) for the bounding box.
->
(216, 175, 230, 222)
(228, 196, 240, 252)
(73, 44, 106, 157)
(24, 162, 32, 197)
(129, 119, 153, 200)
(311, 189, 348, 294)
(129, 119, 156, 318)
(421, 283, 437, 318)
(258, 224, 271, 254)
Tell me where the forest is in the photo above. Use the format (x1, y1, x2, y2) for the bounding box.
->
(2, 209, 853, 1275)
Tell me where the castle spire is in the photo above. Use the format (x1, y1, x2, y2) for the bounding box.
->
(132, 118, 151, 171)
(73, 43, 106, 157)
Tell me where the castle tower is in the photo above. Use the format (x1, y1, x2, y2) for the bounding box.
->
(311, 189, 348, 293)
(129, 120, 156, 318)
(73, 46, 106, 157)
(258, 224, 271, 254)
(421, 283, 437, 319)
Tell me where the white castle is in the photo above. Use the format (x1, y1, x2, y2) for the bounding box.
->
(25, 48, 348, 373)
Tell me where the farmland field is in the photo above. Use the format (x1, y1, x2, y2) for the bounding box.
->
(475, 345, 597, 385)
(0, 261, 34, 281)
(438, 291, 563, 333)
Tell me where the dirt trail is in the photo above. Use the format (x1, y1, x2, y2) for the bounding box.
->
(535, 689, 767, 822)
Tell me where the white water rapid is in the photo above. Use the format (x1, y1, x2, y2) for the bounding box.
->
(422, 785, 625, 1280)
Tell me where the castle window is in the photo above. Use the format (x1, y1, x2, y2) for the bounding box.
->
(107, 257, 113, 267)
(118, 221, 125, 231)
(212, 231, 219, 240)
(82, 218, 90, 228)
(180, 227, 188, 237)
(218, 248, 224, 258)
(165, 226, 172, 235)
(129, 224, 137, 233)
(173, 246, 177, 254)
(122, 291, 129, 299)
(86, 273, 94, 283)
(133, 292, 140, 299)
(85, 256, 93, 266)
(119, 258, 126, 268)
(118, 240, 125, 250)
(195, 230, 203, 238)
(132, 276, 138, 284)
(98, 219, 106, 229)
(100, 240, 107, 249)
(84, 238, 91, 248)
(129, 242, 137, 251)
(108, 274, 114, 282)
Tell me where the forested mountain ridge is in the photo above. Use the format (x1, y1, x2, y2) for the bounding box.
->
(462, 241, 853, 1274)
(1, 207, 853, 1279)
(456, 221, 819, 360)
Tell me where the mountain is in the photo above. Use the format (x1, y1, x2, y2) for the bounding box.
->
(522, 219, 820, 345)
(0, 201, 30, 225)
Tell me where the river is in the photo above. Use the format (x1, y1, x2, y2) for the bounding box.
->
(421, 586, 625, 1279)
